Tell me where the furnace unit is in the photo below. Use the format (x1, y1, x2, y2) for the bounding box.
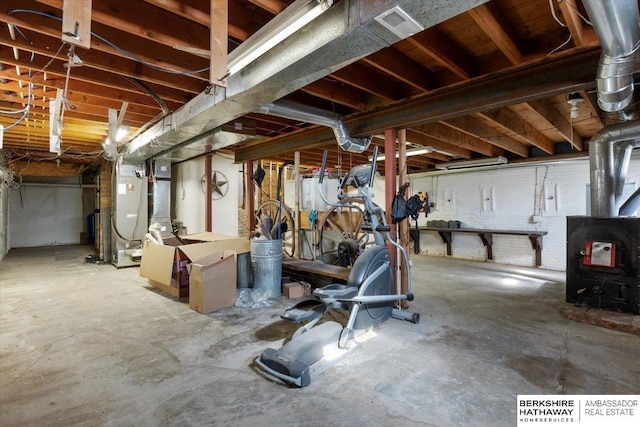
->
(566, 216, 640, 314)
(111, 163, 148, 268)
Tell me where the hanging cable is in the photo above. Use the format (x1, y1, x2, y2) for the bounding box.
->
(548, 34, 573, 56)
(8, 9, 209, 76)
(565, 0, 593, 26)
(548, 0, 567, 27)
(2, 82, 33, 130)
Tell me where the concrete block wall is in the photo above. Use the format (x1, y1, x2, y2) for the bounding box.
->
(409, 156, 640, 271)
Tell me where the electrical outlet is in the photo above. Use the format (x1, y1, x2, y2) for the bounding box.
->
(530, 214, 542, 223)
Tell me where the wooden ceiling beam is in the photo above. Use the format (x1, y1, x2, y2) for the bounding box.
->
(475, 109, 555, 154)
(362, 48, 431, 92)
(1, 5, 209, 73)
(405, 130, 472, 159)
(246, 0, 288, 15)
(0, 83, 160, 118)
(412, 122, 503, 157)
(443, 116, 529, 157)
(302, 79, 382, 111)
(142, 0, 260, 42)
(1, 55, 192, 104)
(0, 30, 207, 93)
(407, 28, 475, 79)
(254, 122, 303, 136)
(525, 100, 584, 150)
(2, 132, 103, 148)
(467, 4, 522, 65)
(34, 0, 210, 53)
(580, 90, 605, 126)
(331, 63, 405, 101)
(558, 0, 598, 47)
(1, 100, 155, 128)
(1, 72, 179, 111)
(245, 113, 306, 130)
(369, 138, 440, 167)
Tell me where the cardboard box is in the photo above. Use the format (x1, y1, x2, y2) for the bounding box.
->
(140, 233, 250, 298)
(283, 282, 306, 299)
(189, 251, 237, 314)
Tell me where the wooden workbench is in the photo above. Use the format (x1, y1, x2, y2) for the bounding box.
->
(415, 227, 548, 267)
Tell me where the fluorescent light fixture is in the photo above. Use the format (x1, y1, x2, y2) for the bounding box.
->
(116, 127, 128, 142)
(371, 146, 433, 162)
(436, 156, 508, 170)
(227, 0, 332, 76)
(104, 127, 129, 145)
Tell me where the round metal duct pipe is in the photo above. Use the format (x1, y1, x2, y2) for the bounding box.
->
(583, 0, 640, 113)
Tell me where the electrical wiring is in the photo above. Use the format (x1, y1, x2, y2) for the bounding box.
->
(548, 0, 567, 27)
(30, 41, 67, 80)
(565, 0, 593, 26)
(0, 106, 29, 114)
(548, 34, 573, 56)
(8, 9, 210, 76)
(1, 82, 33, 131)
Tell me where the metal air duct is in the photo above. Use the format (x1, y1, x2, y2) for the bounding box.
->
(583, 0, 640, 114)
(619, 186, 640, 216)
(589, 120, 640, 217)
(256, 101, 371, 153)
(123, 0, 489, 163)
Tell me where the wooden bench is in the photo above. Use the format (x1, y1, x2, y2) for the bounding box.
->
(282, 258, 350, 284)
(414, 227, 548, 267)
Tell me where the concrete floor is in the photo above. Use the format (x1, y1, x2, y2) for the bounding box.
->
(1, 245, 639, 426)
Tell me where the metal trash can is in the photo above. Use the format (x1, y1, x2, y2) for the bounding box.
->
(251, 239, 282, 298)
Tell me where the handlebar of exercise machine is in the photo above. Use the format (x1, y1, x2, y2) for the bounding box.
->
(316, 148, 413, 300)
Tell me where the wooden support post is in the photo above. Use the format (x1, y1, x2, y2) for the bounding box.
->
(384, 129, 397, 272)
(246, 160, 255, 237)
(398, 128, 409, 307)
(62, 0, 92, 49)
(205, 154, 212, 232)
(210, 0, 228, 87)
(294, 151, 301, 259)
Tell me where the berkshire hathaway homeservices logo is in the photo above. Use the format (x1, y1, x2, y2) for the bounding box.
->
(517, 395, 638, 426)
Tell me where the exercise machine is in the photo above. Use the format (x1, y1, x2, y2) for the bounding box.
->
(255, 147, 419, 387)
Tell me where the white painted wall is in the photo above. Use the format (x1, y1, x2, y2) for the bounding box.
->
(0, 185, 9, 260)
(173, 153, 242, 236)
(409, 156, 640, 271)
(9, 181, 83, 247)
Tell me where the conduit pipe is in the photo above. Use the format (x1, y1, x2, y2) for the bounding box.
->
(589, 121, 640, 216)
(583, 0, 640, 114)
(255, 100, 371, 153)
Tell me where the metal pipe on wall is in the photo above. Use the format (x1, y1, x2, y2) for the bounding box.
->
(589, 121, 640, 216)
(583, 0, 640, 114)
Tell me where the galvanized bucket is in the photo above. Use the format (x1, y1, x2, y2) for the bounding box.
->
(251, 239, 282, 298)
